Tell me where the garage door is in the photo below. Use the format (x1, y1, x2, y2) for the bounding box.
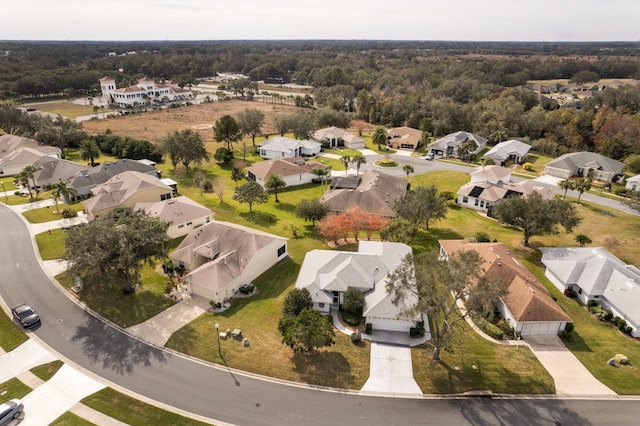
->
(520, 322, 560, 335)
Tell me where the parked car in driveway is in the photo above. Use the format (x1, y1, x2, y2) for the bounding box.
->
(425, 152, 434, 160)
(0, 399, 23, 425)
(11, 304, 40, 329)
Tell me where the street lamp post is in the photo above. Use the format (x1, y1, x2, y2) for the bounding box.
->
(215, 322, 221, 357)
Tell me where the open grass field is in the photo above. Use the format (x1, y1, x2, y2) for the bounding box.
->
(81, 100, 302, 142)
(26, 101, 96, 119)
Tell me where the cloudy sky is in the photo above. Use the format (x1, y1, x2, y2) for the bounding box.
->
(3, 0, 640, 42)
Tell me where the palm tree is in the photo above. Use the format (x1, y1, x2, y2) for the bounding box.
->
(402, 164, 414, 181)
(371, 126, 388, 151)
(80, 139, 101, 166)
(575, 234, 592, 247)
(264, 173, 287, 203)
(311, 167, 330, 187)
(15, 170, 33, 200)
(557, 179, 575, 199)
(574, 177, 592, 204)
(341, 155, 352, 176)
(50, 179, 78, 214)
(20, 164, 39, 199)
(351, 154, 366, 176)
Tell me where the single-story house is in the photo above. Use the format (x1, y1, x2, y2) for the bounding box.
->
(0, 144, 61, 177)
(321, 170, 407, 218)
(70, 159, 160, 197)
(32, 157, 90, 190)
(440, 240, 572, 336)
(484, 139, 531, 165)
(258, 137, 321, 159)
(540, 247, 640, 338)
(311, 127, 365, 149)
(625, 174, 640, 191)
(544, 152, 625, 183)
(457, 166, 554, 214)
(246, 157, 329, 188)
(170, 221, 288, 302)
(82, 171, 173, 220)
(296, 241, 424, 334)
(428, 131, 487, 158)
(386, 127, 422, 151)
(135, 196, 213, 239)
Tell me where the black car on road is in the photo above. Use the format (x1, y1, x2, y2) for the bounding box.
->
(11, 303, 41, 329)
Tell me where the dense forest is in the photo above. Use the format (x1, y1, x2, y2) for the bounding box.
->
(2, 40, 640, 164)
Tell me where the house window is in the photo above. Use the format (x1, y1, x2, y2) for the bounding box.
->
(475, 199, 479, 206)
(319, 303, 325, 308)
(463, 196, 468, 203)
(260, 150, 266, 156)
(277, 245, 286, 257)
(186, 221, 192, 226)
(160, 193, 171, 201)
(578, 288, 583, 295)
(178, 224, 184, 228)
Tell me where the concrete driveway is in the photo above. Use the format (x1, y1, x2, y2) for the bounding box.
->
(361, 342, 422, 396)
(525, 335, 616, 396)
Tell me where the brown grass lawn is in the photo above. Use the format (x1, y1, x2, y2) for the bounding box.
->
(81, 100, 302, 142)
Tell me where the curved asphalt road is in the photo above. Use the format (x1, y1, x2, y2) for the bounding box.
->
(1, 194, 639, 424)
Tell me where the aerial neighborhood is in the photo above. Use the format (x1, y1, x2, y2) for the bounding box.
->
(2, 40, 640, 424)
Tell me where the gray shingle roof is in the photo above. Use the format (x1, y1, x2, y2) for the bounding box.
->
(545, 152, 624, 174)
(70, 159, 158, 192)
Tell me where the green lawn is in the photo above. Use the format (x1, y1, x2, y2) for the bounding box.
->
(36, 228, 68, 260)
(81, 388, 211, 426)
(0, 310, 28, 352)
(30, 360, 64, 381)
(50, 412, 96, 426)
(412, 322, 555, 394)
(22, 202, 85, 223)
(166, 258, 371, 389)
(0, 378, 32, 404)
(56, 263, 175, 328)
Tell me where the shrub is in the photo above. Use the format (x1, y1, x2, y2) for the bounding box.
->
(564, 322, 574, 334)
(564, 288, 577, 298)
(474, 232, 491, 242)
(351, 331, 361, 343)
(439, 191, 455, 201)
(239, 283, 255, 294)
(587, 300, 599, 308)
(617, 319, 628, 331)
(410, 327, 418, 337)
(589, 305, 600, 314)
(416, 321, 426, 337)
(342, 310, 361, 326)
(522, 162, 534, 171)
(365, 323, 372, 334)
(615, 187, 629, 196)
(475, 316, 504, 340)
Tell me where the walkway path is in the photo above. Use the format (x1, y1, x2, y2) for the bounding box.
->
(330, 311, 423, 396)
(126, 295, 210, 347)
(0, 340, 126, 425)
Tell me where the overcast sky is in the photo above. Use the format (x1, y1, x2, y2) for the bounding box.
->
(3, 0, 640, 42)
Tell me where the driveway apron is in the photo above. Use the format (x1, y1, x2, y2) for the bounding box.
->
(361, 342, 422, 395)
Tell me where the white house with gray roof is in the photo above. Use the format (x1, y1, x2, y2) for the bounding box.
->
(295, 241, 424, 334)
(541, 247, 640, 337)
(135, 196, 213, 239)
(428, 131, 487, 158)
(484, 139, 531, 165)
(258, 137, 321, 159)
(170, 221, 288, 302)
(311, 127, 365, 149)
(70, 159, 160, 197)
(625, 174, 640, 191)
(544, 152, 625, 182)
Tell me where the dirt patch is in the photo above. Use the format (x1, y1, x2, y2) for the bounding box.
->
(81, 100, 302, 142)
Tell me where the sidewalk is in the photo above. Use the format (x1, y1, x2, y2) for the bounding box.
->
(0, 340, 126, 425)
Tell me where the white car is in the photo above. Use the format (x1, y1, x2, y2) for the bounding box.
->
(0, 399, 23, 425)
(425, 152, 434, 160)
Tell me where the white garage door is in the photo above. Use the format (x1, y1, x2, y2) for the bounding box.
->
(520, 322, 560, 335)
